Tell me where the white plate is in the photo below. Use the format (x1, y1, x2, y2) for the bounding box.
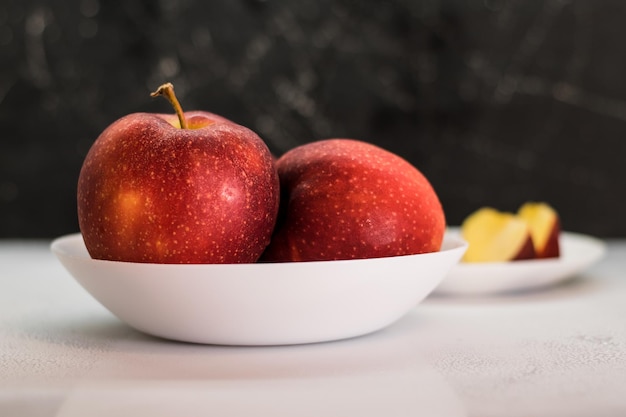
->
(434, 229, 606, 296)
(51, 233, 467, 346)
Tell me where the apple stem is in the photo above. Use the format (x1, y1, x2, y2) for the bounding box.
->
(150, 83, 188, 129)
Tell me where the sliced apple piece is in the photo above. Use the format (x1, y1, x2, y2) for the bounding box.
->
(461, 207, 536, 263)
(518, 202, 560, 259)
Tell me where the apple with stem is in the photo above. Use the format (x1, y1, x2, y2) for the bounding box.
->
(261, 139, 446, 262)
(77, 83, 279, 264)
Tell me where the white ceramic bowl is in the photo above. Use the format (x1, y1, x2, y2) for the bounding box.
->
(51, 233, 467, 346)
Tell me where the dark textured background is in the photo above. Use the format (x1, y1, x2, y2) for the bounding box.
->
(1, 0, 625, 238)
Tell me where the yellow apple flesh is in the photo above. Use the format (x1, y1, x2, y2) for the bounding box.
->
(461, 207, 536, 263)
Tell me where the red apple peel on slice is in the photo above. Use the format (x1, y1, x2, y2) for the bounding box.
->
(517, 202, 560, 259)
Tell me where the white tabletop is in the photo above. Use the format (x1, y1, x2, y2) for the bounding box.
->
(1, 239, 625, 417)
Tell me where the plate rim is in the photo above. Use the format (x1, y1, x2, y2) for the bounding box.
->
(434, 228, 606, 295)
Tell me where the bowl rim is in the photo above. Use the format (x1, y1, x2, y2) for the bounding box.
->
(51, 232, 468, 269)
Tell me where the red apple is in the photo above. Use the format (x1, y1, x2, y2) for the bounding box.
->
(460, 207, 535, 263)
(77, 83, 279, 264)
(261, 139, 446, 262)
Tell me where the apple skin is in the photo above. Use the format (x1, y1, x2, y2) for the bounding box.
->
(261, 139, 446, 262)
(77, 111, 280, 264)
(511, 236, 536, 261)
(536, 219, 560, 258)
